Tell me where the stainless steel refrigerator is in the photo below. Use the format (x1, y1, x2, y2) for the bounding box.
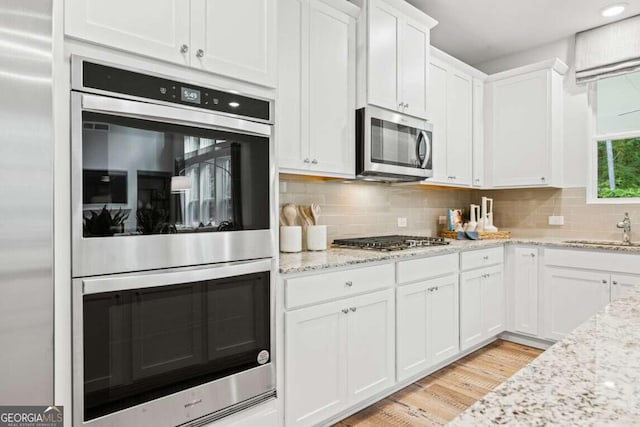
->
(0, 0, 54, 404)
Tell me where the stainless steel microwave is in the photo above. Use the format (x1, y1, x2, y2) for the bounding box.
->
(356, 106, 433, 182)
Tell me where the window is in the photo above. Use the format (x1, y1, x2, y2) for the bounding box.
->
(589, 70, 640, 203)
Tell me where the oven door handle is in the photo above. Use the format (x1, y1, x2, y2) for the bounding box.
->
(82, 259, 272, 295)
(81, 93, 272, 137)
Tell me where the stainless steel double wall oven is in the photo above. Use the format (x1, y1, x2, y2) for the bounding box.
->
(71, 57, 276, 426)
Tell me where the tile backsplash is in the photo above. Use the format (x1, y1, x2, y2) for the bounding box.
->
(475, 187, 640, 240)
(280, 177, 640, 242)
(279, 176, 472, 242)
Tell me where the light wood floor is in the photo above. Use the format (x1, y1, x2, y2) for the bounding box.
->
(334, 340, 544, 427)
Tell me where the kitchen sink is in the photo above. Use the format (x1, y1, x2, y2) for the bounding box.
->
(563, 239, 640, 247)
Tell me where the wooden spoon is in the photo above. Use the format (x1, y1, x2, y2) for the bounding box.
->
(311, 203, 321, 226)
(298, 205, 313, 227)
(282, 204, 297, 226)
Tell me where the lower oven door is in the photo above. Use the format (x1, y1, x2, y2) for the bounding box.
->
(72, 259, 275, 426)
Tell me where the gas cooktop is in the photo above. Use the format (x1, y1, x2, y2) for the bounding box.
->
(332, 235, 450, 251)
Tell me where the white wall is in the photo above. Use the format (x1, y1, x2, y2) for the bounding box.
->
(474, 36, 589, 188)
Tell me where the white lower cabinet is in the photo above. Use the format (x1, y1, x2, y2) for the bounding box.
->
(610, 273, 640, 301)
(542, 268, 610, 341)
(460, 264, 504, 351)
(285, 300, 347, 426)
(345, 290, 395, 404)
(396, 274, 459, 381)
(541, 248, 640, 340)
(512, 247, 539, 336)
(285, 288, 394, 426)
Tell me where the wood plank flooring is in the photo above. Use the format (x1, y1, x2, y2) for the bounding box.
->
(334, 340, 544, 427)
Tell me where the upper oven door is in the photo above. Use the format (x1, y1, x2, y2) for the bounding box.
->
(72, 93, 275, 277)
(361, 106, 433, 179)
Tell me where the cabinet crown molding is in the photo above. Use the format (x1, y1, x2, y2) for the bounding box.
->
(356, 0, 438, 28)
(485, 58, 569, 82)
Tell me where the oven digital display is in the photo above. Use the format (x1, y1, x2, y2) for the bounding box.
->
(181, 87, 201, 104)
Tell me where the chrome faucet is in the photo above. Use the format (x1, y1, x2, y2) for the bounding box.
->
(617, 212, 631, 245)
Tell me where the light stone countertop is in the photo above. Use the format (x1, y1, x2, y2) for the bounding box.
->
(279, 237, 640, 274)
(450, 286, 640, 426)
(278, 239, 505, 274)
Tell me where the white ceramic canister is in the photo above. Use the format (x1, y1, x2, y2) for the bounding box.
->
(280, 226, 302, 253)
(306, 225, 327, 251)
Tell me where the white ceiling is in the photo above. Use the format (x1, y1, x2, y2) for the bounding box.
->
(405, 0, 640, 66)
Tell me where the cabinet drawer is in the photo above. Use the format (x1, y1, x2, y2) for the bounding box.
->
(286, 263, 395, 309)
(461, 246, 504, 271)
(544, 248, 640, 274)
(397, 253, 458, 284)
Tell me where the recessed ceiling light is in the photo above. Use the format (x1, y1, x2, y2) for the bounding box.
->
(228, 101, 240, 108)
(601, 2, 627, 17)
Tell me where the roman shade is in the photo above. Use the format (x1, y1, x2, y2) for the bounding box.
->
(575, 14, 640, 84)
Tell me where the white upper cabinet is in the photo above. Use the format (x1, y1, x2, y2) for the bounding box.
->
(399, 16, 430, 119)
(426, 58, 448, 183)
(358, 0, 437, 118)
(485, 59, 568, 188)
(472, 78, 485, 187)
(190, 0, 277, 87)
(65, 0, 276, 87)
(367, 0, 401, 111)
(277, 0, 358, 178)
(65, 0, 191, 65)
(423, 49, 485, 188)
(445, 69, 473, 186)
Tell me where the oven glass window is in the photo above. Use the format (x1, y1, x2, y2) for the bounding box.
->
(82, 271, 270, 421)
(370, 118, 422, 168)
(81, 112, 269, 237)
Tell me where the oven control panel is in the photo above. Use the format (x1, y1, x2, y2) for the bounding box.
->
(81, 61, 270, 122)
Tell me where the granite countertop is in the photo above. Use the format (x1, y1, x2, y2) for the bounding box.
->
(279, 239, 505, 274)
(279, 237, 640, 274)
(450, 287, 640, 426)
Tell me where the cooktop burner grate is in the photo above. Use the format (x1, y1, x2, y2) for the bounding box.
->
(332, 235, 450, 251)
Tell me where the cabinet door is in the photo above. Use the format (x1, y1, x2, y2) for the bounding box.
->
(611, 273, 640, 302)
(472, 78, 485, 187)
(460, 270, 484, 351)
(446, 70, 473, 186)
(306, 0, 355, 176)
(543, 268, 610, 341)
(65, 0, 190, 65)
(513, 248, 539, 336)
(425, 59, 448, 183)
(367, 0, 400, 111)
(482, 266, 505, 337)
(285, 301, 347, 426)
(191, 0, 277, 87)
(396, 282, 428, 381)
(428, 274, 459, 365)
(399, 17, 429, 119)
(491, 70, 551, 187)
(277, 0, 308, 171)
(346, 289, 395, 405)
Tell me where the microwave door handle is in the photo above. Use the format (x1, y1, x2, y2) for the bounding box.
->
(419, 131, 431, 169)
(80, 93, 272, 137)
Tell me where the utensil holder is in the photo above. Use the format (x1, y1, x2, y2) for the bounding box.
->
(306, 225, 327, 251)
(280, 226, 302, 253)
